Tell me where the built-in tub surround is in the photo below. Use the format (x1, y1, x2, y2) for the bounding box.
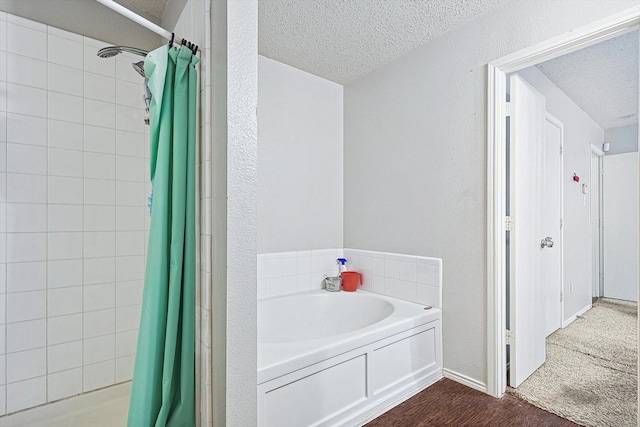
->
(258, 290, 442, 426)
(258, 248, 442, 308)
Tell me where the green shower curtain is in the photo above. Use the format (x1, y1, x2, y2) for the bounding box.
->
(127, 44, 199, 427)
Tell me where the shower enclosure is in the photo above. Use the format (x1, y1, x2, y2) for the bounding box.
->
(0, 1, 212, 424)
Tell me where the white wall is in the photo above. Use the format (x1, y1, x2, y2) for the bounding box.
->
(343, 0, 637, 387)
(519, 66, 603, 322)
(258, 56, 343, 253)
(604, 152, 638, 302)
(211, 1, 258, 426)
(604, 124, 638, 154)
(0, 13, 148, 414)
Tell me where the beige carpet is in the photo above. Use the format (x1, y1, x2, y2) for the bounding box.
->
(509, 299, 637, 427)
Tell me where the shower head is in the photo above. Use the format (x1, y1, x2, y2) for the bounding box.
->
(132, 61, 146, 78)
(97, 46, 149, 58)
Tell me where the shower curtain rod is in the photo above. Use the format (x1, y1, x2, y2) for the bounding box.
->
(94, 0, 200, 53)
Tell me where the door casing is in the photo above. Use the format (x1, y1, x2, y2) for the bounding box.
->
(486, 6, 640, 398)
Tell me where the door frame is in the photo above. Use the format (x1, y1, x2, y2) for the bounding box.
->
(545, 112, 565, 333)
(590, 144, 605, 298)
(486, 6, 640, 398)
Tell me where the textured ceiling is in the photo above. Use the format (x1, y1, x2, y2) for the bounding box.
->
(536, 31, 638, 130)
(259, 0, 509, 84)
(116, 0, 166, 24)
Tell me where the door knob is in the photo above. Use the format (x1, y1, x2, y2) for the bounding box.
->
(540, 237, 554, 248)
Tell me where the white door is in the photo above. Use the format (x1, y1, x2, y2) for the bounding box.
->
(542, 116, 562, 337)
(590, 151, 602, 298)
(508, 74, 546, 388)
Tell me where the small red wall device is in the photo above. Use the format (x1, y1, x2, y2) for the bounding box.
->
(573, 173, 580, 182)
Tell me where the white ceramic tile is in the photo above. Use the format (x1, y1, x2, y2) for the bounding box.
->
(6, 203, 46, 232)
(83, 232, 115, 259)
(0, 143, 5, 172)
(115, 280, 143, 307)
(116, 80, 142, 108)
(7, 24, 46, 61)
(83, 43, 115, 78)
(48, 92, 83, 124)
(6, 83, 46, 117)
(115, 231, 144, 257)
(6, 348, 46, 383)
(84, 205, 115, 231)
(48, 259, 83, 289)
(48, 286, 82, 317)
(116, 155, 144, 182)
(84, 334, 115, 366)
(6, 113, 46, 146)
(115, 304, 141, 332)
(84, 179, 116, 205)
(265, 277, 281, 297)
(48, 205, 82, 232)
(0, 51, 5, 82)
(7, 261, 46, 293)
(0, 385, 5, 416)
(116, 55, 142, 84)
(83, 308, 115, 338)
(48, 176, 82, 204)
(48, 35, 83, 70)
(83, 257, 115, 285)
(6, 376, 46, 413)
(48, 120, 83, 150)
(416, 285, 436, 307)
(82, 37, 109, 49)
(0, 265, 5, 293)
(84, 99, 115, 129)
(47, 314, 82, 345)
(7, 143, 46, 174)
(115, 130, 145, 158)
(116, 181, 144, 207)
(48, 232, 82, 260)
(47, 26, 83, 43)
(83, 359, 114, 392)
(384, 259, 399, 279)
(6, 233, 46, 262)
(115, 355, 135, 383)
(265, 257, 282, 279)
(47, 340, 82, 373)
(116, 105, 144, 133)
(398, 260, 417, 282)
(48, 367, 82, 402)
(6, 319, 45, 353)
(7, 290, 46, 322)
(84, 283, 114, 312)
(84, 152, 115, 180)
(371, 257, 385, 276)
(0, 355, 4, 384)
(0, 113, 6, 144)
(115, 206, 144, 231)
(115, 256, 144, 282)
(7, 15, 45, 32)
(84, 125, 115, 154)
(84, 72, 115, 103)
(416, 263, 435, 286)
(47, 63, 83, 96)
(6, 53, 46, 89)
(48, 148, 83, 177)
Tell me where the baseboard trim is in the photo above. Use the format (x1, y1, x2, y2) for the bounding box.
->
(562, 303, 592, 329)
(443, 368, 487, 393)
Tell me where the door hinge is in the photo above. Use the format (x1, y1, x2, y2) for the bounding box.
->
(505, 101, 512, 117)
(505, 329, 512, 345)
(560, 218, 563, 229)
(505, 216, 512, 231)
(560, 145, 563, 155)
(560, 291, 564, 303)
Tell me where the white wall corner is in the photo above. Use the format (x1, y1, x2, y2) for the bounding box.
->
(442, 368, 488, 394)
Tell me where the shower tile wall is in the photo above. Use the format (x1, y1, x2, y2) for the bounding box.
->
(0, 13, 149, 414)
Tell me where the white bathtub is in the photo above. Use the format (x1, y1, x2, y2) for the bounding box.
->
(258, 290, 442, 427)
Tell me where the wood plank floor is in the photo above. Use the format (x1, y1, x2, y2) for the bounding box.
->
(366, 378, 581, 426)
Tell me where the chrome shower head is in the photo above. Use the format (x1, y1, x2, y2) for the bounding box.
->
(97, 46, 149, 58)
(132, 61, 146, 78)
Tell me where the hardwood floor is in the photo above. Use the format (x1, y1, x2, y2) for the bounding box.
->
(366, 378, 581, 426)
